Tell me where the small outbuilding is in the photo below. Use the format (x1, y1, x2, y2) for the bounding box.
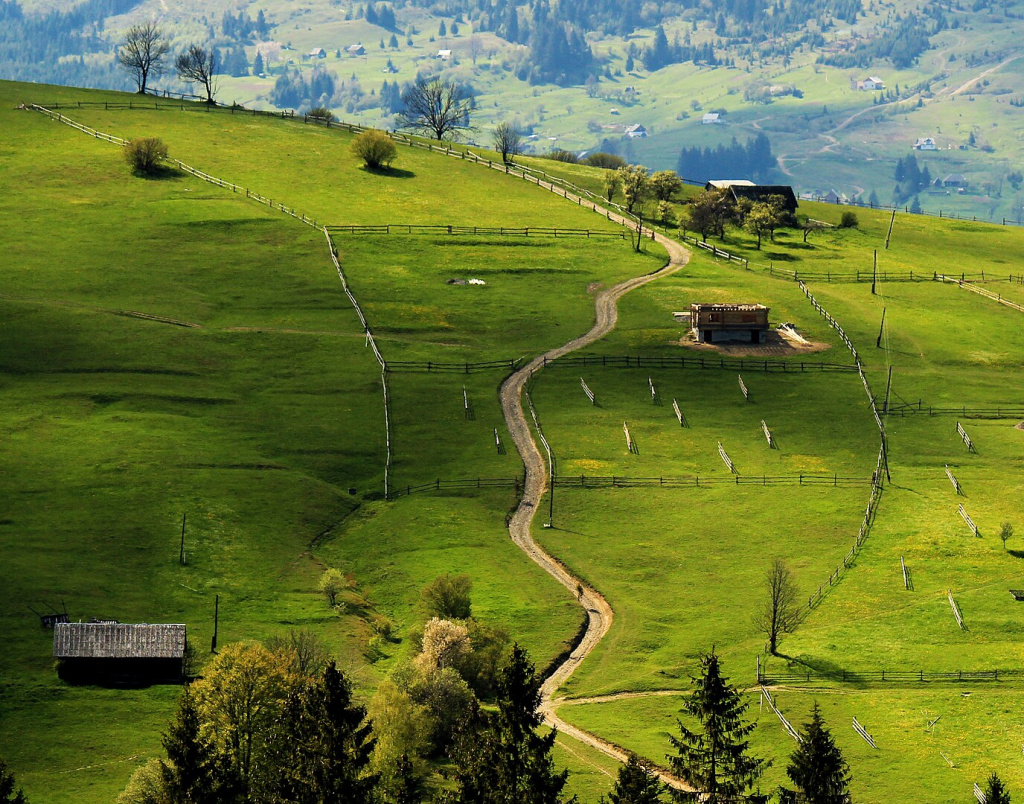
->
(308, 48, 327, 59)
(347, 44, 366, 56)
(691, 303, 770, 344)
(54, 622, 187, 684)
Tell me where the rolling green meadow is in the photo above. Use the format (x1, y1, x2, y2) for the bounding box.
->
(3, 79, 1024, 803)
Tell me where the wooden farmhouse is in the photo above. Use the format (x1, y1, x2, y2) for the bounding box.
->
(690, 303, 770, 344)
(54, 622, 187, 684)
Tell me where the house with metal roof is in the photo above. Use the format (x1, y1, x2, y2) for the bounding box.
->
(54, 622, 187, 683)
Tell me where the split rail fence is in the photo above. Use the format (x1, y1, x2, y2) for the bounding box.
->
(757, 666, 1024, 685)
(544, 354, 857, 373)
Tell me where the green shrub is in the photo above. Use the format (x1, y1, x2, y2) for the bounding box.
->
(124, 137, 168, 176)
(839, 211, 859, 228)
(307, 106, 336, 122)
(584, 152, 626, 169)
(545, 148, 579, 163)
(352, 130, 398, 169)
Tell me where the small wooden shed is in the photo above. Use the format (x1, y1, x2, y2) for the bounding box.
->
(54, 622, 187, 684)
(690, 303, 770, 344)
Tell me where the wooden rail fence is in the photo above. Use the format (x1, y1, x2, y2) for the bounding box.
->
(544, 354, 857, 373)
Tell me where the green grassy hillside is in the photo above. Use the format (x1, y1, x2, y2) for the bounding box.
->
(4, 80, 1024, 804)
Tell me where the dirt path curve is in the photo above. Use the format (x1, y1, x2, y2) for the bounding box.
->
(496, 197, 691, 788)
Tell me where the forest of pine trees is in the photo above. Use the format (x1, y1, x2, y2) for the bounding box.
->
(676, 133, 778, 183)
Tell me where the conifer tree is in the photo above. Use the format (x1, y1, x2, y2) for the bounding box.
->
(272, 662, 378, 804)
(607, 754, 665, 804)
(778, 704, 850, 804)
(667, 650, 767, 803)
(984, 772, 1012, 804)
(161, 686, 239, 804)
(444, 645, 573, 804)
(0, 757, 26, 804)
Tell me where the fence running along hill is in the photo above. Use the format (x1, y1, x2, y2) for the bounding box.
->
(384, 358, 522, 374)
(543, 354, 858, 373)
(757, 666, 1024, 685)
(886, 402, 1024, 418)
(326, 224, 626, 239)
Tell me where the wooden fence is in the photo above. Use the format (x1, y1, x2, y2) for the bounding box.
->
(760, 687, 803, 743)
(551, 473, 871, 488)
(886, 403, 1024, 419)
(326, 224, 626, 239)
(324, 230, 392, 498)
(757, 666, 1024, 685)
(544, 353, 857, 373)
(387, 476, 524, 500)
(937, 274, 1024, 313)
(384, 358, 521, 374)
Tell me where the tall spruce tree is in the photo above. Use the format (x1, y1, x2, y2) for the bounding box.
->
(444, 645, 573, 804)
(270, 662, 378, 804)
(778, 704, 850, 804)
(161, 686, 239, 804)
(983, 772, 1012, 804)
(0, 756, 26, 804)
(607, 754, 665, 804)
(667, 650, 767, 803)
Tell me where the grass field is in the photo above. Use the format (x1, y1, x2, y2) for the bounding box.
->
(5, 79, 1024, 803)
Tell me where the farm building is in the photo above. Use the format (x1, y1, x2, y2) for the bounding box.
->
(347, 44, 366, 56)
(705, 180, 799, 213)
(436, 49, 452, 60)
(943, 173, 969, 188)
(702, 112, 722, 125)
(54, 622, 187, 684)
(850, 76, 885, 90)
(690, 303, 770, 344)
(914, 137, 938, 151)
(624, 124, 648, 138)
(308, 48, 326, 59)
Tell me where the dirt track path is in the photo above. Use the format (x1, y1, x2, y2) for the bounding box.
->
(496, 198, 690, 787)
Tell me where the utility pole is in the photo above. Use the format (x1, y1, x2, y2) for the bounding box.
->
(211, 594, 219, 653)
(876, 307, 886, 347)
(883, 366, 893, 414)
(179, 512, 187, 566)
(872, 250, 878, 295)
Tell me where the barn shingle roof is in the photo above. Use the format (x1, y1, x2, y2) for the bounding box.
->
(53, 623, 186, 659)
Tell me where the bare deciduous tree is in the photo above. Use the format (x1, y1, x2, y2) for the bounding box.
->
(755, 557, 803, 655)
(398, 76, 473, 141)
(117, 23, 170, 94)
(492, 122, 522, 164)
(176, 44, 218, 103)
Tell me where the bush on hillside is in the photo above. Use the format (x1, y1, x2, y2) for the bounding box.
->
(584, 152, 626, 170)
(352, 130, 398, 169)
(307, 106, 336, 123)
(545, 148, 579, 163)
(839, 211, 859, 228)
(125, 137, 168, 176)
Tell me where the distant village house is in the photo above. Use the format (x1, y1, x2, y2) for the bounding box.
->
(914, 137, 938, 151)
(691, 303, 770, 344)
(54, 622, 187, 684)
(347, 44, 366, 56)
(943, 173, 969, 188)
(308, 48, 327, 59)
(850, 76, 885, 91)
(701, 112, 722, 125)
(624, 123, 648, 138)
(436, 49, 452, 60)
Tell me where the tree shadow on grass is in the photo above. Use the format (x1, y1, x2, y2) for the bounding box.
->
(132, 165, 188, 181)
(1007, 549, 1024, 559)
(763, 250, 799, 262)
(360, 165, 416, 179)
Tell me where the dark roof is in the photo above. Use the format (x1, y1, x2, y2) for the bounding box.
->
(727, 184, 799, 211)
(54, 623, 186, 659)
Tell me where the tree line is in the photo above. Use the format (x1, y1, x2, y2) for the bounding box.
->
(676, 134, 777, 185)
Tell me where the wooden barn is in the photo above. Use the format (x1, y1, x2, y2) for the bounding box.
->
(691, 303, 770, 344)
(705, 181, 799, 213)
(54, 622, 187, 684)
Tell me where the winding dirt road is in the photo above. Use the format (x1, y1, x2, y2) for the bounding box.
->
(497, 205, 691, 785)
